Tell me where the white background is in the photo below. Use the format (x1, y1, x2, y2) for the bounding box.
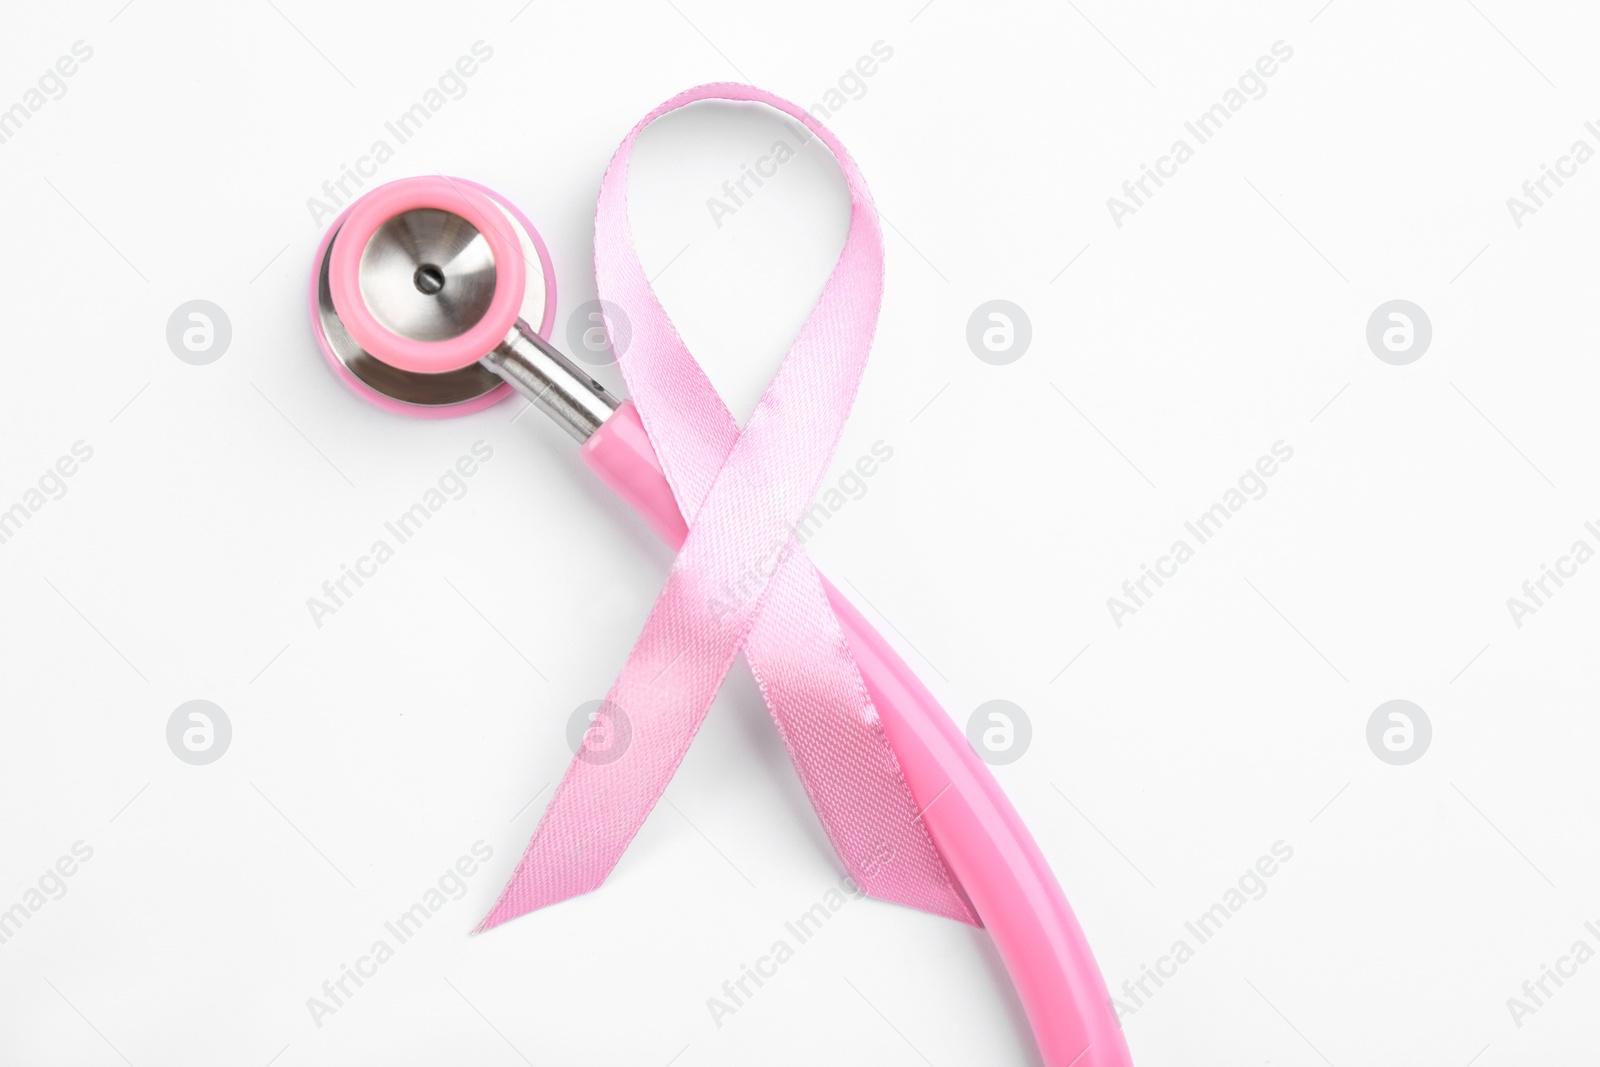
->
(1, 1, 1597, 1065)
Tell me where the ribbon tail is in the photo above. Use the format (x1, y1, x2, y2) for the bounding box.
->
(478, 517, 764, 931)
(476, 665, 736, 931)
(742, 554, 979, 927)
(473, 755, 621, 932)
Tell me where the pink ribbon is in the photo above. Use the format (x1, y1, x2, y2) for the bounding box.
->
(480, 84, 974, 931)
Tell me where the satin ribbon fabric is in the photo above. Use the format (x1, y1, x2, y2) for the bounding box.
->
(480, 84, 975, 930)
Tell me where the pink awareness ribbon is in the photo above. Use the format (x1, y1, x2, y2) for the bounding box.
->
(479, 84, 976, 930)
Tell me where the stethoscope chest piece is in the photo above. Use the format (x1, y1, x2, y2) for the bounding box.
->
(311, 176, 558, 417)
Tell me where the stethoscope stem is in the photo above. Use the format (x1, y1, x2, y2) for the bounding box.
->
(481, 323, 620, 442)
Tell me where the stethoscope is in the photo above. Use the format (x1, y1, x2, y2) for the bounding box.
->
(309, 173, 1134, 1067)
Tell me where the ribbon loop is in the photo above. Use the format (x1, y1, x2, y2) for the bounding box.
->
(481, 84, 974, 931)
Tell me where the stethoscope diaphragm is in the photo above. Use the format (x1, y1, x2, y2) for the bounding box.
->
(310, 176, 561, 417)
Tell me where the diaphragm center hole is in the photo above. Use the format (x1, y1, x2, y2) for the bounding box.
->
(413, 263, 446, 296)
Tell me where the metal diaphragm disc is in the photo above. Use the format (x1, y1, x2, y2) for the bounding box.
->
(358, 208, 497, 343)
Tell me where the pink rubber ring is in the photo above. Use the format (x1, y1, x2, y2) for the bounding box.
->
(328, 176, 527, 375)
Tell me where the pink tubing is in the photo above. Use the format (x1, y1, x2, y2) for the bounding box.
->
(582, 402, 1133, 1067)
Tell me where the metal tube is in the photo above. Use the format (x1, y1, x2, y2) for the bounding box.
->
(481, 323, 621, 441)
